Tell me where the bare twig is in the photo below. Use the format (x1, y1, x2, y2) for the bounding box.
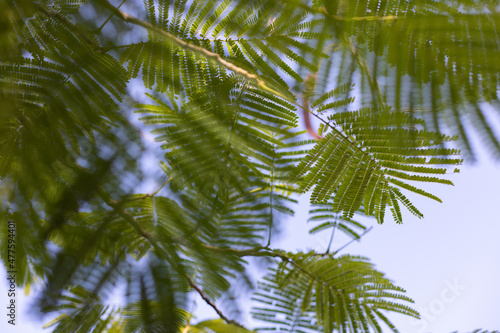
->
(324, 218, 338, 255)
(185, 274, 245, 328)
(297, 3, 399, 22)
(122, 176, 173, 202)
(333, 226, 373, 254)
(93, 0, 128, 33)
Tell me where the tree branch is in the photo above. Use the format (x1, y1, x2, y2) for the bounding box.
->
(185, 274, 245, 328)
(94, 0, 281, 95)
(198, 244, 283, 258)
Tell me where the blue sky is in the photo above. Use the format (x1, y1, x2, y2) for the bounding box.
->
(272, 149, 500, 333)
(4, 122, 499, 333)
(188, 113, 500, 332)
(2, 2, 500, 331)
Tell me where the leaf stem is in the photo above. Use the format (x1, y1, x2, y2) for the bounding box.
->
(333, 226, 373, 254)
(93, 0, 128, 33)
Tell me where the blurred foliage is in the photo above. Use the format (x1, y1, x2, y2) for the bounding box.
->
(0, 0, 498, 332)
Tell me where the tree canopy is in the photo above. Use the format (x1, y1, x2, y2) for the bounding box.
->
(0, 0, 499, 332)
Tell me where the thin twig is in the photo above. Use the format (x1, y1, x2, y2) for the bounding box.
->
(324, 217, 338, 255)
(297, 3, 399, 22)
(296, 98, 366, 156)
(185, 274, 245, 328)
(95, 0, 284, 97)
(93, 0, 128, 33)
(333, 226, 373, 254)
(103, 43, 138, 50)
(122, 176, 173, 202)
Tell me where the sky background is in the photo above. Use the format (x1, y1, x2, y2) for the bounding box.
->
(2, 110, 499, 333)
(2, 1, 500, 332)
(188, 119, 500, 332)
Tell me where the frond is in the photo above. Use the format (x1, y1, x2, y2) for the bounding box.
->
(252, 252, 419, 333)
(119, 0, 326, 95)
(293, 92, 462, 223)
(135, 77, 298, 196)
(1, 1, 491, 332)
(287, 0, 500, 160)
(41, 283, 124, 333)
(122, 256, 190, 333)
